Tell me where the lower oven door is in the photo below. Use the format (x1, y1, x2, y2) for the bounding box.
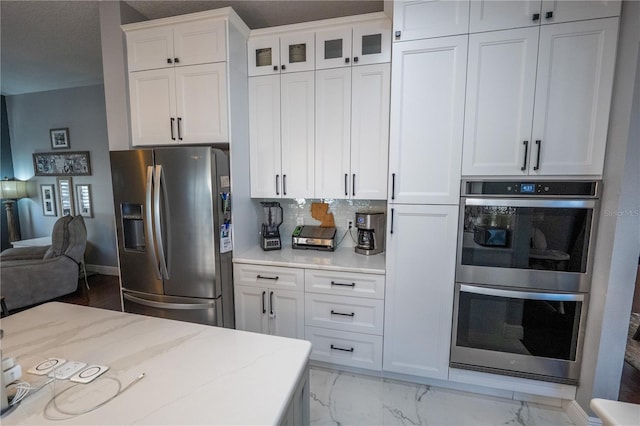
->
(450, 283, 587, 385)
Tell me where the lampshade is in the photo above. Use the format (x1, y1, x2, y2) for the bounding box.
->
(0, 180, 28, 200)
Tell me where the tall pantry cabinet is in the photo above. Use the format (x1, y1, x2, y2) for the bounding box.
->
(383, 1, 466, 380)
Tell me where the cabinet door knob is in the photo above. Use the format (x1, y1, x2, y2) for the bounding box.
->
(275, 175, 280, 196)
(345, 57, 350, 64)
(170, 118, 176, 140)
(273, 65, 278, 71)
(282, 174, 287, 196)
(167, 58, 173, 64)
(352, 174, 356, 197)
(353, 57, 359, 63)
(177, 117, 183, 141)
(546, 11, 553, 19)
(532, 13, 540, 21)
(395, 31, 401, 40)
(281, 64, 286, 70)
(174, 57, 180, 63)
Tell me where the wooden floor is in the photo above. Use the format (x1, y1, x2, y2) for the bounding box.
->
(20, 273, 640, 404)
(58, 273, 122, 312)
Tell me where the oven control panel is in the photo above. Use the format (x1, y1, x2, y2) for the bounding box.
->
(463, 180, 599, 197)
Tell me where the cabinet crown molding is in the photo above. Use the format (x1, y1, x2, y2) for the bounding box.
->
(249, 11, 390, 38)
(121, 7, 250, 39)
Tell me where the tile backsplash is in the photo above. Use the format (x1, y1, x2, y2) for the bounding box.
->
(252, 198, 387, 248)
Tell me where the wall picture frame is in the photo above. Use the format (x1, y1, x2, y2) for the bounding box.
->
(40, 183, 57, 217)
(33, 151, 91, 176)
(75, 184, 93, 218)
(57, 176, 74, 216)
(50, 128, 70, 149)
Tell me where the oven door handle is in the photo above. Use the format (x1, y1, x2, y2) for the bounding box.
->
(463, 198, 596, 209)
(460, 284, 585, 302)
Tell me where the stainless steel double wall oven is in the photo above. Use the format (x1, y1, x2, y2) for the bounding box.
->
(451, 180, 601, 385)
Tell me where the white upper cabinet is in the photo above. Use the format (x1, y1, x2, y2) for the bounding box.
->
(315, 20, 391, 69)
(388, 36, 467, 204)
(469, 0, 621, 33)
(462, 27, 539, 176)
(530, 17, 619, 176)
(540, 0, 621, 24)
(127, 18, 226, 71)
(129, 69, 177, 146)
(469, 1, 542, 33)
(463, 17, 619, 176)
(393, 0, 470, 42)
(247, 52, 316, 199)
(249, 75, 282, 198)
(280, 71, 316, 198)
(174, 62, 228, 144)
(315, 67, 352, 198)
(350, 64, 390, 200)
(248, 32, 315, 76)
(315, 63, 390, 200)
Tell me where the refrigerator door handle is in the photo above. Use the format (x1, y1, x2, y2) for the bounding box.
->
(154, 165, 170, 280)
(123, 293, 216, 310)
(146, 166, 162, 280)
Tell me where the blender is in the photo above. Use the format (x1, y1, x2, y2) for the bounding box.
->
(260, 201, 283, 250)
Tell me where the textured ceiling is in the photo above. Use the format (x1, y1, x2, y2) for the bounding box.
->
(0, 0, 383, 96)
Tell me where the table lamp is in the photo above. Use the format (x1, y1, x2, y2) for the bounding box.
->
(0, 179, 28, 242)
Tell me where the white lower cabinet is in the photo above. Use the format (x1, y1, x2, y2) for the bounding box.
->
(383, 204, 458, 380)
(304, 269, 385, 371)
(234, 264, 386, 371)
(233, 264, 304, 339)
(305, 326, 383, 370)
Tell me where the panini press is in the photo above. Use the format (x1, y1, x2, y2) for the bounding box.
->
(292, 225, 336, 251)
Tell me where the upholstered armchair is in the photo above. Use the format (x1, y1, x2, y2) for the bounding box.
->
(0, 215, 87, 312)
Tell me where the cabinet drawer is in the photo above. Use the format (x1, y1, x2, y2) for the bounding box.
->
(305, 294, 384, 335)
(233, 264, 304, 291)
(305, 326, 382, 371)
(304, 270, 385, 299)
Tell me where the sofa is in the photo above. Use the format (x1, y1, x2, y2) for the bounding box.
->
(0, 215, 87, 312)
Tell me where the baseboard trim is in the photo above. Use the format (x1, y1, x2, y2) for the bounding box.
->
(85, 264, 119, 276)
(564, 399, 601, 426)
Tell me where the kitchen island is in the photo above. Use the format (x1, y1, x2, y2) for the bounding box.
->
(1, 302, 311, 425)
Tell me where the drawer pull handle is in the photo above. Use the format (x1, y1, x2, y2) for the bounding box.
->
(331, 344, 354, 353)
(257, 275, 279, 280)
(331, 310, 355, 317)
(331, 281, 355, 287)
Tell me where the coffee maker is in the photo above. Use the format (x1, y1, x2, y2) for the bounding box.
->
(354, 212, 386, 255)
(261, 201, 283, 250)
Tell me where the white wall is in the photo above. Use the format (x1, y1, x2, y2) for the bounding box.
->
(6, 84, 118, 269)
(577, 0, 640, 414)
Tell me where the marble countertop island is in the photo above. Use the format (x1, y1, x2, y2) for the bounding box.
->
(1, 302, 311, 425)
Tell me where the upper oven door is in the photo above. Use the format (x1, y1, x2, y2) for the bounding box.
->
(457, 197, 597, 292)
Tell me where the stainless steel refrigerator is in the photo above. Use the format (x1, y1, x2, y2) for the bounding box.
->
(110, 147, 234, 328)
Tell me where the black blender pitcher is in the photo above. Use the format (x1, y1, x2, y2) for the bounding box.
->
(260, 201, 283, 250)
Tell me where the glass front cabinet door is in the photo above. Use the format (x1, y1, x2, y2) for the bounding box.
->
(316, 20, 391, 70)
(248, 32, 315, 76)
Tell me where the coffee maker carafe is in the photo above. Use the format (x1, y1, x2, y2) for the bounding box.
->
(261, 201, 283, 250)
(355, 212, 386, 255)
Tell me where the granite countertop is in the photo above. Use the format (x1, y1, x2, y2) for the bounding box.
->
(2, 302, 311, 425)
(233, 245, 386, 274)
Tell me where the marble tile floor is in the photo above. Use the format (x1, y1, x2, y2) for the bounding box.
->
(309, 367, 574, 426)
